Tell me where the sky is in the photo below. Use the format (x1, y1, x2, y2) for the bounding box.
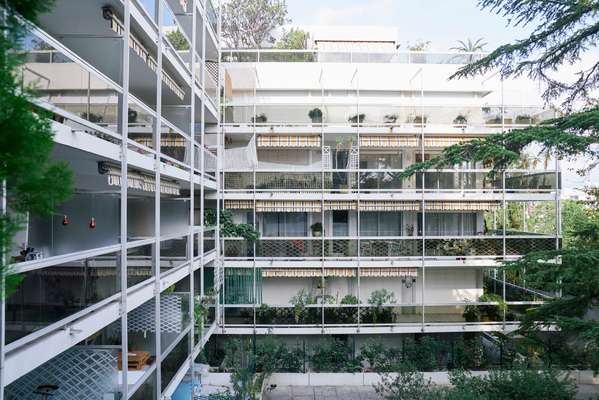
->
(285, 0, 533, 51)
(283, 0, 599, 192)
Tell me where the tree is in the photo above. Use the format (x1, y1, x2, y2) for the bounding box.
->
(451, 0, 599, 109)
(450, 38, 488, 52)
(165, 29, 189, 51)
(275, 28, 308, 49)
(1, 0, 73, 298)
(222, 0, 289, 48)
(407, 39, 431, 51)
(399, 0, 599, 372)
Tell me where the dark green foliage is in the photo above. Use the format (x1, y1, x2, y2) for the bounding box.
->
(451, 0, 599, 108)
(1, 0, 73, 297)
(399, 108, 599, 179)
(165, 29, 190, 51)
(375, 365, 576, 400)
(204, 209, 259, 241)
(310, 337, 361, 372)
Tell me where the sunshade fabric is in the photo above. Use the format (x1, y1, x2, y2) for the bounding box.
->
(257, 135, 321, 148)
(255, 200, 321, 213)
(360, 135, 418, 148)
(262, 268, 355, 278)
(360, 267, 418, 277)
(225, 200, 499, 212)
(423, 136, 484, 148)
(360, 201, 420, 211)
(103, 163, 180, 195)
(426, 201, 500, 211)
(225, 200, 253, 209)
(134, 136, 187, 148)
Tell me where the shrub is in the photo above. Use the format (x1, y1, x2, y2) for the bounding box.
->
(310, 338, 360, 372)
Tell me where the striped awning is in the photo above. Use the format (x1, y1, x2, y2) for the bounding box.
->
(423, 136, 483, 148)
(225, 200, 253, 209)
(360, 201, 420, 211)
(256, 200, 321, 213)
(108, 12, 184, 100)
(426, 201, 499, 211)
(224, 200, 499, 212)
(100, 163, 180, 195)
(262, 268, 356, 278)
(324, 200, 357, 210)
(257, 135, 321, 148)
(360, 267, 418, 277)
(134, 136, 187, 148)
(360, 135, 418, 148)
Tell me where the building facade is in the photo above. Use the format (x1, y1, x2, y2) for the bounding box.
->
(1, 0, 221, 399)
(218, 32, 561, 338)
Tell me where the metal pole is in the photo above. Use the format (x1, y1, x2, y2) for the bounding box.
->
(153, 0, 163, 397)
(118, 1, 131, 397)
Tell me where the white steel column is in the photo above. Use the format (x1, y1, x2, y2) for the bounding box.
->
(118, 0, 131, 397)
(153, 1, 163, 396)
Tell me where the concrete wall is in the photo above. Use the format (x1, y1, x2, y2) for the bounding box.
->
(260, 267, 483, 305)
(202, 371, 599, 388)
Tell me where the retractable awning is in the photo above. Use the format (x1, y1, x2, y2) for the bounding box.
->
(100, 162, 180, 195)
(360, 135, 419, 148)
(423, 136, 483, 148)
(255, 200, 322, 213)
(257, 135, 321, 148)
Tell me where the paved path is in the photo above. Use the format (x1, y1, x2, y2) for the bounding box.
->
(264, 385, 599, 400)
(264, 386, 379, 400)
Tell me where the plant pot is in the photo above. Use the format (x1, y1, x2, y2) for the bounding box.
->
(312, 231, 322, 237)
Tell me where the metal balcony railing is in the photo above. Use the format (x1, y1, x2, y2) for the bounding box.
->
(221, 49, 488, 65)
(224, 170, 560, 192)
(223, 236, 557, 259)
(222, 303, 530, 327)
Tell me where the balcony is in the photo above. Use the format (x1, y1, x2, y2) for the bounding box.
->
(223, 236, 557, 260)
(222, 49, 487, 65)
(222, 104, 555, 129)
(224, 170, 559, 192)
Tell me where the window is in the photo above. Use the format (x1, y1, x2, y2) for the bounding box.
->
(418, 213, 477, 236)
(333, 210, 349, 236)
(262, 213, 308, 237)
(360, 212, 402, 236)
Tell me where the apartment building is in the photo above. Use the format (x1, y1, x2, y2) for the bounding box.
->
(217, 28, 560, 339)
(1, 0, 221, 399)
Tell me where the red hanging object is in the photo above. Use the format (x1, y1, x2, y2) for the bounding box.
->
(89, 217, 96, 229)
(62, 215, 70, 226)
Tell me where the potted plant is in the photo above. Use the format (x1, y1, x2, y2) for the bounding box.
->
(462, 301, 481, 322)
(453, 114, 468, 126)
(412, 115, 428, 125)
(251, 113, 267, 123)
(479, 293, 507, 322)
(384, 114, 398, 124)
(310, 222, 323, 237)
(348, 113, 365, 125)
(308, 107, 323, 123)
(515, 114, 533, 124)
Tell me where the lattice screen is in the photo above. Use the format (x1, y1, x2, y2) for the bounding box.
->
(5, 347, 118, 400)
(127, 294, 183, 333)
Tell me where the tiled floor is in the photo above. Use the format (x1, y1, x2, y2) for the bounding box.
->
(264, 384, 599, 400)
(264, 386, 380, 400)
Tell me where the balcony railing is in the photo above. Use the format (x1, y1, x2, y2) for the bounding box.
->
(222, 104, 556, 128)
(221, 49, 488, 65)
(224, 170, 559, 192)
(223, 236, 557, 259)
(223, 302, 535, 327)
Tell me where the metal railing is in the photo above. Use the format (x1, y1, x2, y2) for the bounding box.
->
(224, 170, 559, 192)
(221, 49, 488, 65)
(223, 236, 557, 260)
